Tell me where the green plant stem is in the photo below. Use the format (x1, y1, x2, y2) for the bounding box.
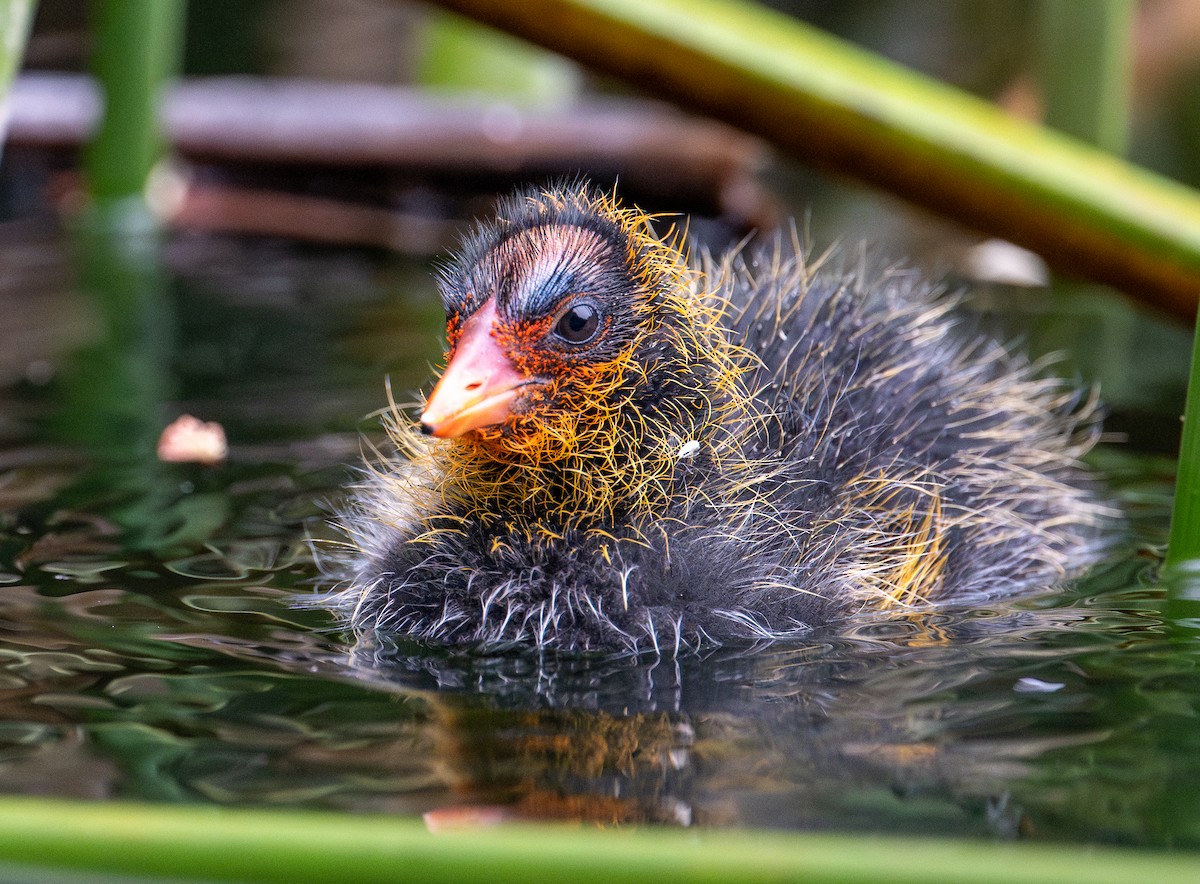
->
(0, 797, 1197, 884)
(69, 0, 191, 553)
(1036, 0, 1133, 155)
(0, 0, 37, 154)
(425, 0, 1200, 319)
(1167, 313, 1200, 567)
(84, 0, 187, 205)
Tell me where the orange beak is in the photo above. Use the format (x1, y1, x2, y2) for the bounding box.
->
(420, 298, 536, 438)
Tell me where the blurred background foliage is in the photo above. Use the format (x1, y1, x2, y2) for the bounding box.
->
(18, 1, 1200, 229)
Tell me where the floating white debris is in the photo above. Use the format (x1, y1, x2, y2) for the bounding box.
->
(157, 415, 228, 465)
(1013, 676, 1065, 694)
(961, 238, 1049, 287)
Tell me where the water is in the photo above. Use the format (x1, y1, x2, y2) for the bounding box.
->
(2, 220, 1198, 847)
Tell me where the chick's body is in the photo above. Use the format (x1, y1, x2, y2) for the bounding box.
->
(337, 184, 1110, 652)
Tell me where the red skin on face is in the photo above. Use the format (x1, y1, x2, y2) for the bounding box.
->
(420, 298, 537, 438)
(422, 225, 618, 439)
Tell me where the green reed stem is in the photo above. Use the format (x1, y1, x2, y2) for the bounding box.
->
(0, 797, 1196, 884)
(84, 0, 187, 205)
(1167, 315, 1200, 568)
(1036, 0, 1133, 155)
(70, 1, 193, 552)
(0, 0, 37, 156)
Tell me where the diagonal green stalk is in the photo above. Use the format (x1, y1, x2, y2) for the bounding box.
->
(424, 0, 1200, 319)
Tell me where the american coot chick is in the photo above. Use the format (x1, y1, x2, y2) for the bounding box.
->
(334, 183, 1111, 653)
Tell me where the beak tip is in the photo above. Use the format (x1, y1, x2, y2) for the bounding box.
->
(418, 411, 447, 437)
(418, 407, 457, 438)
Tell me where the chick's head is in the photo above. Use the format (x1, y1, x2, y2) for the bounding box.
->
(417, 186, 746, 526)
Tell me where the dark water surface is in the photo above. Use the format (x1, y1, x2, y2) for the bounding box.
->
(2, 223, 1199, 847)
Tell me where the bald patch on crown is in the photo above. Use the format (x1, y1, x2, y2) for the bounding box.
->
(480, 224, 627, 320)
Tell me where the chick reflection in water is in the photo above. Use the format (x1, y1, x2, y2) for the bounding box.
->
(332, 183, 1111, 653)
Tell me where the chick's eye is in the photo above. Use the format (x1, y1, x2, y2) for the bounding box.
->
(553, 302, 601, 345)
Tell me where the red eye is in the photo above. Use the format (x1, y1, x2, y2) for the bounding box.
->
(554, 302, 601, 344)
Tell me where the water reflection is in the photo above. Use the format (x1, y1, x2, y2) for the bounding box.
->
(343, 597, 1169, 834)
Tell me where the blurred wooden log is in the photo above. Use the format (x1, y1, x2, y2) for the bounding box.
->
(7, 72, 772, 226)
